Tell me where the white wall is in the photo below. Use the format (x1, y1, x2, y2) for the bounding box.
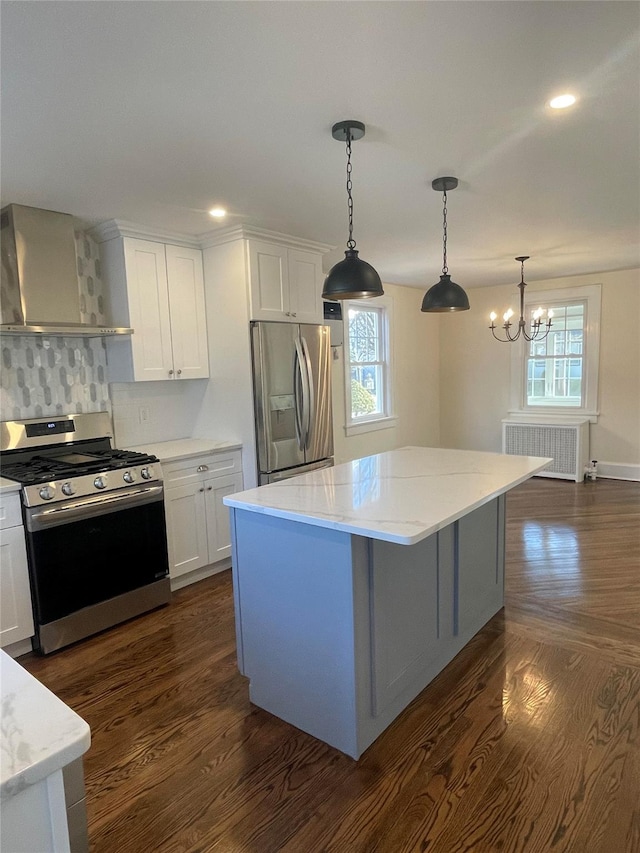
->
(440, 268, 640, 471)
(332, 282, 441, 464)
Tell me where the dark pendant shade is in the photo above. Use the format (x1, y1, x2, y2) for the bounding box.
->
(421, 274, 470, 312)
(322, 249, 384, 300)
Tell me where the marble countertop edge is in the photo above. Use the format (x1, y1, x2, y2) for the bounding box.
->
(224, 449, 552, 545)
(1, 651, 91, 802)
(124, 437, 242, 462)
(0, 477, 22, 495)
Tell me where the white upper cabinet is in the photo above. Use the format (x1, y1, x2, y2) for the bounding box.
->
(248, 238, 325, 324)
(164, 244, 209, 379)
(97, 228, 209, 382)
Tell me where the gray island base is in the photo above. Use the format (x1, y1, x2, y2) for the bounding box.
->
(225, 446, 550, 759)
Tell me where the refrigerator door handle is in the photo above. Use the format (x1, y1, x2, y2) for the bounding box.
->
(300, 333, 315, 451)
(293, 336, 309, 451)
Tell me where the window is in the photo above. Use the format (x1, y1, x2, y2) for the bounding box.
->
(527, 302, 585, 407)
(344, 297, 396, 435)
(510, 284, 601, 420)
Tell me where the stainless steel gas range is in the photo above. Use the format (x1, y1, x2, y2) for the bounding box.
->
(0, 412, 171, 654)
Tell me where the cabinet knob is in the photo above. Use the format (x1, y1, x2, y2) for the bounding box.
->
(284, 312, 290, 317)
(199, 487, 205, 493)
(197, 465, 209, 472)
(177, 369, 182, 376)
(207, 486, 213, 491)
(168, 369, 174, 376)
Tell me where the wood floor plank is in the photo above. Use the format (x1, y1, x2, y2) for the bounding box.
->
(17, 476, 640, 853)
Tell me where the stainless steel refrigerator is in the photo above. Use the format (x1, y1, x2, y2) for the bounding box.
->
(251, 321, 334, 484)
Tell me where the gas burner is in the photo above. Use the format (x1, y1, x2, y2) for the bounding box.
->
(2, 449, 158, 486)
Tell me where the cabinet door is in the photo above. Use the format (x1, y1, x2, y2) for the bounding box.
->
(205, 473, 243, 563)
(165, 245, 209, 379)
(123, 238, 175, 380)
(248, 241, 290, 321)
(0, 526, 35, 647)
(164, 483, 209, 578)
(288, 249, 323, 324)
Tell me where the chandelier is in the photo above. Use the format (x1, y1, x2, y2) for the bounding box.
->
(489, 256, 553, 343)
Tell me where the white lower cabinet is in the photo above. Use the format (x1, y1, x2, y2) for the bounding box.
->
(0, 492, 34, 651)
(163, 451, 242, 586)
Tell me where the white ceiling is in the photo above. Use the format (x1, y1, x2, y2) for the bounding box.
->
(1, 1, 639, 290)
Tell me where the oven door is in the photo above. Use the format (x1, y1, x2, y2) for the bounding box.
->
(24, 484, 170, 643)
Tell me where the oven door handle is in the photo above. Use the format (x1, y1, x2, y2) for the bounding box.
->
(25, 484, 165, 532)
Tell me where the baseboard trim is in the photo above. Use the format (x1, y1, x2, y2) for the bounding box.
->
(3, 637, 34, 659)
(170, 559, 231, 591)
(595, 462, 640, 482)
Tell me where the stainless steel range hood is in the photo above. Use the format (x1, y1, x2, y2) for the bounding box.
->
(1, 203, 132, 336)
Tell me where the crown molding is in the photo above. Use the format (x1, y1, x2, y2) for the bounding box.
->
(89, 219, 201, 248)
(89, 219, 335, 255)
(198, 224, 334, 254)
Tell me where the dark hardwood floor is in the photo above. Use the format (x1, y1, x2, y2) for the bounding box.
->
(20, 477, 640, 852)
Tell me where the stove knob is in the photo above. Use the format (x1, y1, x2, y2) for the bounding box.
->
(61, 482, 76, 497)
(94, 475, 107, 490)
(123, 470, 136, 484)
(140, 466, 154, 480)
(39, 485, 56, 501)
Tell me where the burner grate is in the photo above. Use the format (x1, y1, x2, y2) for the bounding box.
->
(1, 449, 158, 485)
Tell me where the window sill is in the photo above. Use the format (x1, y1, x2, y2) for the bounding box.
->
(345, 416, 398, 437)
(506, 410, 599, 424)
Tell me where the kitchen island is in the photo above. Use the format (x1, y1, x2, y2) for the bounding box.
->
(224, 446, 550, 759)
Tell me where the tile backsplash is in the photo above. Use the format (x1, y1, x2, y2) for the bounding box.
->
(0, 336, 110, 421)
(76, 230, 106, 325)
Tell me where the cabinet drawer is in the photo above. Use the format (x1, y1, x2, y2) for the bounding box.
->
(163, 450, 242, 485)
(0, 493, 22, 530)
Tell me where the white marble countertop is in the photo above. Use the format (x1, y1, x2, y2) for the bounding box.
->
(224, 446, 551, 545)
(0, 651, 91, 801)
(0, 477, 22, 495)
(125, 438, 242, 463)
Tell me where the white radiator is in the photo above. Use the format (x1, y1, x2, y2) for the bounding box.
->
(502, 419, 590, 483)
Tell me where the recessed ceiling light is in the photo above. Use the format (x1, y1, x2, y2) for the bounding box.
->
(549, 94, 577, 110)
(208, 207, 227, 219)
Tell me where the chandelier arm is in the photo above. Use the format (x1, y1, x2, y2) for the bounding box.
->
(506, 323, 522, 342)
(490, 326, 513, 343)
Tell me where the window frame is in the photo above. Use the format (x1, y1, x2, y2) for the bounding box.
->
(508, 283, 601, 421)
(343, 296, 397, 436)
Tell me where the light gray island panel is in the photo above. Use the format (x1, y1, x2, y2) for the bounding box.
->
(231, 509, 363, 757)
(229, 493, 506, 759)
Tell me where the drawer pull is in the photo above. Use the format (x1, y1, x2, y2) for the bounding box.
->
(197, 465, 209, 472)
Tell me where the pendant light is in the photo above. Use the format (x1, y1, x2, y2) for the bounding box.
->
(322, 120, 384, 300)
(421, 177, 470, 313)
(489, 256, 553, 342)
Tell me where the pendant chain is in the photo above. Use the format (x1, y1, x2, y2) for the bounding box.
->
(441, 190, 448, 275)
(346, 133, 356, 250)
